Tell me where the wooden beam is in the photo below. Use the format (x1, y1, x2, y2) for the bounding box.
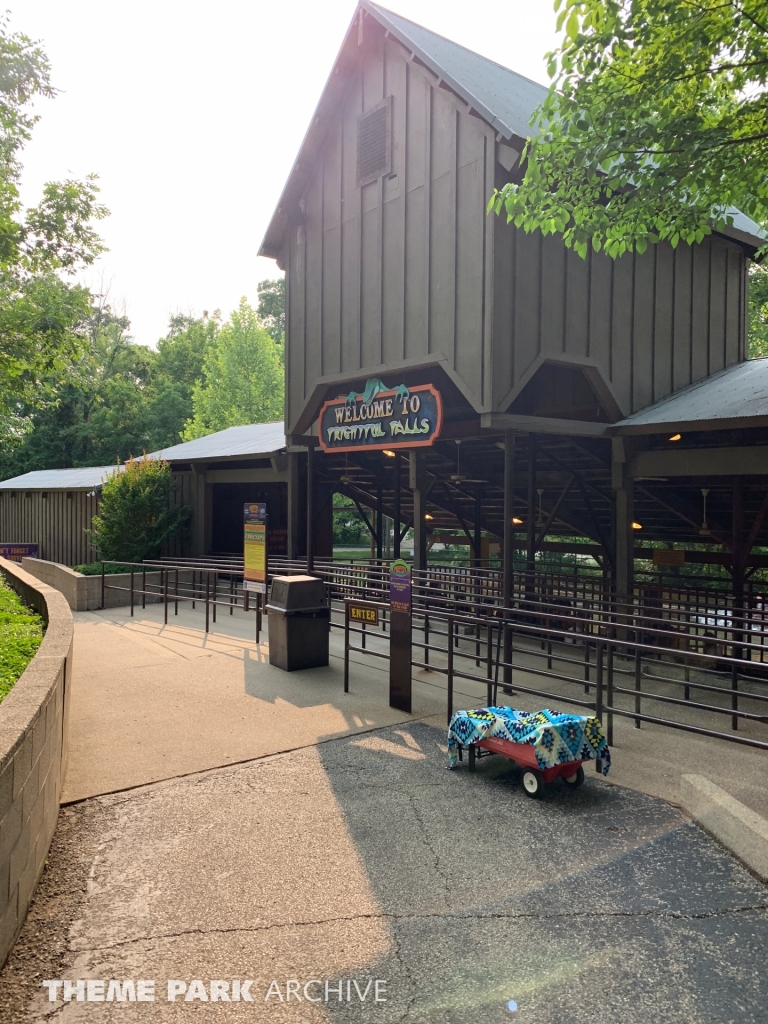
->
(577, 477, 615, 570)
(630, 446, 768, 478)
(743, 486, 768, 563)
(535, 475, 574, 548)
(481, 413, 610, 438)
(436, 483, 475, 549)
(351, 496, 376, 540)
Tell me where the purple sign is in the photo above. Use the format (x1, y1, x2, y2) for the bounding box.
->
(0, 543, 38, 563)
(389, 559, 411, 615)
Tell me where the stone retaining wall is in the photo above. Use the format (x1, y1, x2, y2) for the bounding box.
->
(21, 558, 166, 611)
(0, 557, 73, 968)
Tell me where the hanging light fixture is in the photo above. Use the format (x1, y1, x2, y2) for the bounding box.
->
(450, 439, 466, 482)
(382, 450, 396, 457)
(632, 522, 643, 530)
(512, 517, 523, 525)
(669, 433, 682, 442)
(699, 489, 711, 536)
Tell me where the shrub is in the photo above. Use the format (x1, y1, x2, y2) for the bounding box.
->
(89, 457, 191, 563)
(73, 562, 134, 575)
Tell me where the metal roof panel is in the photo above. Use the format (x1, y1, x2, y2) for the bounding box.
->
(152, 421, 286, 462)
(614, 360, 768, 433)
(364, 1, 547, 141)
(0, 466, 119, 490)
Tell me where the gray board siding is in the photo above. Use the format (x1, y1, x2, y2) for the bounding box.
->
(284, 21, 747, 432)
(286, 29, 496, 433)
(0, 473, 195, 567)
(491, 222, 747, 418)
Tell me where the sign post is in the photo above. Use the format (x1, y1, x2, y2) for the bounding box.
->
(244, 503, 268, 642)
(389, 558, 412, 712)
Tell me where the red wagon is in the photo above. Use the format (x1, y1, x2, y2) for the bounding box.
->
(461, 737, 587, 797)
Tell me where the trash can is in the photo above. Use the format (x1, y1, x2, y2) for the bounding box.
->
(266, 575, 330, 671)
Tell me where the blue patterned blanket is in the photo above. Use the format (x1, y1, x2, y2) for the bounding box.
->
(447, 706, 611, 775)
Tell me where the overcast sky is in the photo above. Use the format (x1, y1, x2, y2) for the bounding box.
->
(14, 0, 559, 347)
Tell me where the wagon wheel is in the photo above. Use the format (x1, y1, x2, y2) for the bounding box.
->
(562, 765, 585, 789)
(521, 769, 544, 798)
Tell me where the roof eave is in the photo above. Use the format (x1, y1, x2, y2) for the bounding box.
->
(162, 448, 285, 466)
(612, 414, 768, 436)
(258, 8, 364, 260)
(716, 223, 766, 256)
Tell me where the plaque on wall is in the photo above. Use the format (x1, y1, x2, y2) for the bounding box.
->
(318, 378, 442, 454)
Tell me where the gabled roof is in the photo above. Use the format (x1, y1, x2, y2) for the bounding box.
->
(259, 1, 547, 260)
(152, 422, 286, 462)
(260, 1, 765, 261)
(613, 360, 768, 435)
(0, 466, 119, 490)
(363, 2, 547, 140)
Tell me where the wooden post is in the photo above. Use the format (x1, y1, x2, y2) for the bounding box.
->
(410, 451, 427, 571)
(526, 433, 537, 580)
(393, 452, 401, 560)
(503, 431, 515, 687)
(287, 450, 300, 560)
(375, 478, 383, 561)
(612, 438, 634, 618)
(306, 444, 315, 574)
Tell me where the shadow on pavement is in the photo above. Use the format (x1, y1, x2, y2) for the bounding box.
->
(315, 721, 768, 1024)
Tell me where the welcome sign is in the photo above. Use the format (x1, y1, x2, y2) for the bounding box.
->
(318, 378, 442, 454)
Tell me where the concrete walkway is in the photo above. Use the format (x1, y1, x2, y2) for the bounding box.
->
(63, 603, 446, 802)
(0, 602, 767, 1022)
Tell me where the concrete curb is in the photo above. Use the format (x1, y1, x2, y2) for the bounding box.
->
(680, 774, 768, 881)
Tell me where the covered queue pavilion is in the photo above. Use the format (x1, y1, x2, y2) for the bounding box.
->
(262, 1, 768, 609)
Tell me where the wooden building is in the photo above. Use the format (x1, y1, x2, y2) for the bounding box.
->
(0, 423, 305, 565)
(260, 0, 768, 595)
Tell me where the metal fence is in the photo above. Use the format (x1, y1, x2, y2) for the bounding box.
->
(98, 554, 768, 752)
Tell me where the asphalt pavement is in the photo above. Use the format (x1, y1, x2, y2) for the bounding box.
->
(1, 720, 766, 1023)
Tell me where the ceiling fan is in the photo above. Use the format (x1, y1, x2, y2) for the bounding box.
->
(339, 453, 359, 485)
(449, 440, 487, 484)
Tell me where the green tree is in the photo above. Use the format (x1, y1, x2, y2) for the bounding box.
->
(144, 312, 218, 451)
(491, 0, 768, 259)
(0, 17, 107, 442)
(88, 457, 191, 563)
(257, 278, 285, 345)
(183, 298, 284, 439)
(0, 308, 221, 478)
(750, 264, 768, 357)
(332, 492, 368, 547)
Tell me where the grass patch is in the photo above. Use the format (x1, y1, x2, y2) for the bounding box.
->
(0, 577, 44, 703)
